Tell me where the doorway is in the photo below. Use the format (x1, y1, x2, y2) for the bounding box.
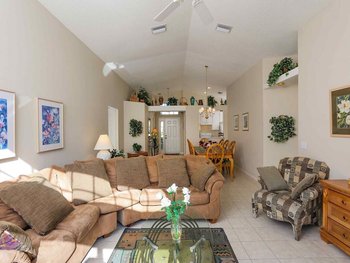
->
(159, 117, 181, 154)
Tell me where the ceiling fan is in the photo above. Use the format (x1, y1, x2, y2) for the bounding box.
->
(154, 0, 213, 24)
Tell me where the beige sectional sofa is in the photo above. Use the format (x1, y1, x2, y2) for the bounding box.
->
(0, 154, 225, 263)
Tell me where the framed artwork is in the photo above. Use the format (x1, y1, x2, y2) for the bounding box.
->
(242, 112, 249, 131)
(233, 115, 239, 131)
(37, 98, 64, 152)
(330, 86, 350, 137)
(0, 90, 15, 159)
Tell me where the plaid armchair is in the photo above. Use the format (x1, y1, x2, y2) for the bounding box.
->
(252, 157, 330, 240)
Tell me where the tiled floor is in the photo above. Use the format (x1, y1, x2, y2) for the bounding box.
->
(83, 170, 349, 262)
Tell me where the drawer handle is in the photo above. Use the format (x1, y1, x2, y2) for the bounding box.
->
(343, 216, 348, 222)
(341, 200, 347, 205)
(343, 233, 348, 239)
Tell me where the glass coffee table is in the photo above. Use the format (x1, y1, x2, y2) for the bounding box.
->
(132, 216, 214, 263)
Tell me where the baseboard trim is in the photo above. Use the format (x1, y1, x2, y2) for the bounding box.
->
(236, 166, 258, 181)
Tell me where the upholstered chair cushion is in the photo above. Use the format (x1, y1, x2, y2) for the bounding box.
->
(291, 173, 318, 200)
(157, 158, 190, 188)
(257, 166, 289, 191)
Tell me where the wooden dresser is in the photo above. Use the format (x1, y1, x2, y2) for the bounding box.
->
(320, 180, 350, 256)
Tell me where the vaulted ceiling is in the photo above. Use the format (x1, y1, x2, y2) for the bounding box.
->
(38, 0, 331, 95)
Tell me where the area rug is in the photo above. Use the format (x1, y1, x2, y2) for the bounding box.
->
(108, 227, 238, 263)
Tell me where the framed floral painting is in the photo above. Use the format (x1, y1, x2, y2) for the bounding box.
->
(331, 86, 350, 137)
(233, 115, 239, 131)
(37, 98, 64, 152)
(0, 90, 15, 159)
(242, 112, 249, 131)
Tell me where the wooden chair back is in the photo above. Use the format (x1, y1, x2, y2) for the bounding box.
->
(227, 141, 236, 156)
(187, 139, 195, 155)
(222, 140, 229, 150)
(206, 143, 225, 172)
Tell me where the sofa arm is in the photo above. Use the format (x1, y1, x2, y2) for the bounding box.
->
(300, 182, 322, 203)
(205, 171, 225, 194)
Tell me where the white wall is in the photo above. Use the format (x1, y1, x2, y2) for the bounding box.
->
(262, 56, 299, 166)
(227, 62, 264, 177)
(0, 0, 130, 180)
(298, 0, 350, 179)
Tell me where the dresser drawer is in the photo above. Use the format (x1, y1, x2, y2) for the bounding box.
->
(328, 219, 350, 247)
(328, 190, 350, 212)
(328, 203, 350, 229)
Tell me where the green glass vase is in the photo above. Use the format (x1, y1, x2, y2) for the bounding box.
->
(171, 217, 182, 243)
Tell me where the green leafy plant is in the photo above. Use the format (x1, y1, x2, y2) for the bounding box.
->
(207, 96, 218, 108)
(132, 143, 142, 152)
(109, 149, 125, 158)
(137, 87, 152, 106)
(268, 115, 296, 143)
(129, 119, 143, 137)
(167, 97, 178, 106)
(267, 57, 298, 87)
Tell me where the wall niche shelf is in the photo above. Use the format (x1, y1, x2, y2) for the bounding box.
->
(265, 67, 299, 89)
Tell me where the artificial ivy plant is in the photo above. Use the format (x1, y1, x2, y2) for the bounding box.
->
(207, 96, 218, 108)
(167, 97, 178, 106)
(132, 143, 142, 152)
(137, 87, 152, 106)
(109, 149, 125, 158)
(267, 57, 298, 87)
(268, 115, 296, 143)
(129, 119, 143, 137)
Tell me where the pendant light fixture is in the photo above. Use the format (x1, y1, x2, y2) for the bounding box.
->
(199, 65, 215, 119)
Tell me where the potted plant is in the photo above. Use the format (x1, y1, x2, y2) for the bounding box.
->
(137, 87, 152, 106)
(207, 96, 218, 108)
(132, 143, 142, 152)
(167, 97, 178, 106)
(267, 57, 298, 87)
(109, 149, 125, 158)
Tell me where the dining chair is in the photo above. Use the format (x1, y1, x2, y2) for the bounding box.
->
(222, 140, 229, 149)
(187, 139, 195, 155)
(206, 143, 225, 173)
(223, 141, 236, 178)
(218, 139, 224, 145)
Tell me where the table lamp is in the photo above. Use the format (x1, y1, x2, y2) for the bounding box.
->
(94, 134, 113, 160)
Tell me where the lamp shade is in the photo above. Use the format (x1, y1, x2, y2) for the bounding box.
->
(94, 134, 113, 150)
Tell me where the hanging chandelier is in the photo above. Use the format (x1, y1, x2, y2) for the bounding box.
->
(199, 65, 215, 119)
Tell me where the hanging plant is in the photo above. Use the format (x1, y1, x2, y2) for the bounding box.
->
(132, 143, 142, 152)
(137, 87, 152, 106)
(268, 115, 296, 143)
(207, 96, 218, 108)
(129, 119, 143, 137)
(267, 57, 298, 87)
(167, 97, 178, 106)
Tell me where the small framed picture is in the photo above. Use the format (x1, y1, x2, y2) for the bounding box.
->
(37, 98, 64, 152)
(330, 86, 350, 137)
(242, 112, 249, 131)
(233, 115, 239, 131)
(0, 89, 15, 159)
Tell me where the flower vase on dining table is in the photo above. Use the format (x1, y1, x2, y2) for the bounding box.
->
(171, 217, 182, 243)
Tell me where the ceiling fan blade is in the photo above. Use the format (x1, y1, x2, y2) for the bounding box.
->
(193, 0, 214, 25)
(154, 0, 180, 22)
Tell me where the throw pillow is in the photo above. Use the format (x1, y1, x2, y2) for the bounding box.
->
(115, 157, 150, 191)
(104, 157, 124, 189)
(0, 177, 74, 235)
(190, 163, 216, 191)
(67, 159, 113, 205)
(257, 166, 289, 191)
(291, 173, 318, 200)
(146, 155, 163, 183)
(0, 221, 36, 259)
(185, 155, 212, 178)
(157, 158, 190, 188)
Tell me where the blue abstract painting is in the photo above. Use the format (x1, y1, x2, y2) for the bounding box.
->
(41, 105, 60, 145)
(0, 99, 8, 150)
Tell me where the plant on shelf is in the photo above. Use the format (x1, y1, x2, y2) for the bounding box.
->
(268, 115, 296, 143)
(157, 184, 191, 242)
(167, 96, 178, 106)
(109, 149, 125, 158)
(132, 143, 142, 152)
(129, 119, 143, 137)
(137, 87, 152, 106)
(207, 96, 218, 108)
(267, 57, 298, 87)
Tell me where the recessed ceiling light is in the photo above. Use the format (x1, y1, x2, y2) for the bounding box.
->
(204, 91, 207, 94)
(151, 24, 167, 34)
(216, 24, 232, 33)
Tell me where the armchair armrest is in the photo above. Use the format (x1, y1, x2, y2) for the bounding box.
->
(300, 182, 322, 203)
(205, 171, 225, 194)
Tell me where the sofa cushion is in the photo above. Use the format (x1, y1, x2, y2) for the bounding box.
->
(26, 229, 76, 263)
(104, 157, 124, 189)
(0, 182, 28, 230)
(56, 204, 99, 242)
(190, 163, 216, 191)
(291, 173, 318, 200)
(0, 177, 74, 235)
(146, 155, 163, 183)
(89, 189, 141, 214)
(139, 188, 167, 206)
(115, 157, 150, 191)
(66, 159, 113, 205)
(257, 166, 289, 191)
(175, 186, 210, 205)
(0, 221, 36, 259)
(185, 155, 212, 178)
(157, 158, 190, 188)
(1, 250, 31, 263)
